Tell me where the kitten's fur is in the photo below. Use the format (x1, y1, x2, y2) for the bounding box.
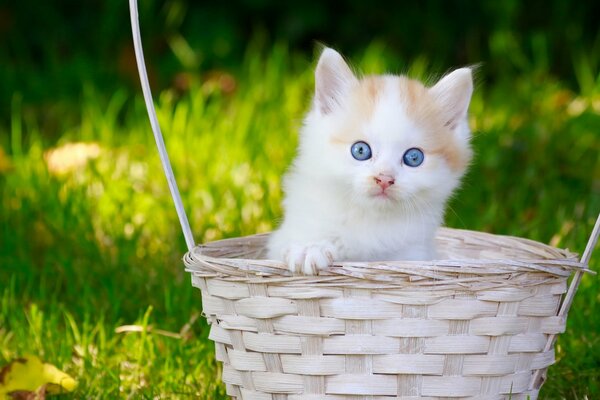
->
(268, 48, 473, 274)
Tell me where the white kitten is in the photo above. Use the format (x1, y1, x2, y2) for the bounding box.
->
(268, 48, 473, 274)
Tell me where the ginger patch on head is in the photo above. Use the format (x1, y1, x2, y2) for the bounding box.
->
(355, 76, 385, 117)
(328, 77, 385, 146)
(395, 77, 472, 173)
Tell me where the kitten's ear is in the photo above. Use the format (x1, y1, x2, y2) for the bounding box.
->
(430, 68, 473, 130)
(314, 48, 357, 114)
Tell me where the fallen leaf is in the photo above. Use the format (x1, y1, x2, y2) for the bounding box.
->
(0, 356, 77, 399)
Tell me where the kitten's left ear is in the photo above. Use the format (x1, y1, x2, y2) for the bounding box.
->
(314, 48, 358, 115)
(430, 68, 473, 130)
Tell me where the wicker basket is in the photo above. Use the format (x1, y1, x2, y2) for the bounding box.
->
(184, 227, 593, 400)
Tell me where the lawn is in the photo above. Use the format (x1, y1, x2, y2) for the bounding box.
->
(0, 43, 599, 398)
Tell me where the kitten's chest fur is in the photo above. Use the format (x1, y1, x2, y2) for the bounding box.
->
(336, 212, 438, 261)
(284, 175, 440, 261)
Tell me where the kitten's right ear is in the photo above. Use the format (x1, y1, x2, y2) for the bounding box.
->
(314, 48, 357, 115)
(430, 68, 473, 130)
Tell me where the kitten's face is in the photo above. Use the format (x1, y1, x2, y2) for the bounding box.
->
(297, 49, 473, 214)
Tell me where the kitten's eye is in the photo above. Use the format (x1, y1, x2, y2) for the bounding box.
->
(351, 141, 372, 161)
(403, 148, 424, 167)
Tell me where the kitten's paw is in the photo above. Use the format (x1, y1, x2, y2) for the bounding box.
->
(284, 243, 336, 275)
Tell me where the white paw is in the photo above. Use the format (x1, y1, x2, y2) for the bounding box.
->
(283, 243, 336, 275)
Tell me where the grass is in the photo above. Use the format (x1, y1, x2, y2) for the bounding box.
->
(0, 42, 599, 398)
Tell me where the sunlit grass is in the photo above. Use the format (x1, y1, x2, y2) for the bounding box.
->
(0, 43, 599, 398)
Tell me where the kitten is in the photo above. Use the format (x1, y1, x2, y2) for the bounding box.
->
(267, 48, 473, 274)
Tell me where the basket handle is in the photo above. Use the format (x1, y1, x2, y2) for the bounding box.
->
(128, 0, 195, 251)
(531, 211, 599, 389)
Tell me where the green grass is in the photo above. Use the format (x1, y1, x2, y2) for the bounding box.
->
(0, 43, 599, 398)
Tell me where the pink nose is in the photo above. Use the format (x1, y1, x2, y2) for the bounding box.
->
(374, 174, 395, 190)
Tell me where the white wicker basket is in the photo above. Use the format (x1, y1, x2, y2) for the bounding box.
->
(184, 227, 595, 399)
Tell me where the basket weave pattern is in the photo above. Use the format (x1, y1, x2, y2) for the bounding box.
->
(184, 228, 585, 399)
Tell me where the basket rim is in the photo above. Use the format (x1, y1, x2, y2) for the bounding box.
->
(183, 227, 591, 287)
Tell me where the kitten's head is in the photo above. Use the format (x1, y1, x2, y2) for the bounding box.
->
(295, 48, 473, 215)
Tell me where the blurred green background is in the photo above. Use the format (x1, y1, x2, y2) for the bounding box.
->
(0, 0, 599, 398)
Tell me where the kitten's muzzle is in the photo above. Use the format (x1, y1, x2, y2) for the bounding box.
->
(374, 174, 395, 190)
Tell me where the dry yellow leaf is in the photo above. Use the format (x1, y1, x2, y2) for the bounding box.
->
(0, 356, 77, 399)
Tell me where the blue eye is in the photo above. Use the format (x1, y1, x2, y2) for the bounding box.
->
(403, 148, 424, 167)
(351, 141, 372, 161)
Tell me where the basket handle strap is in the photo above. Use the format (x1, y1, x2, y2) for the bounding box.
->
(530, 211, 599, 389)
(128, 0, 195, 251)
